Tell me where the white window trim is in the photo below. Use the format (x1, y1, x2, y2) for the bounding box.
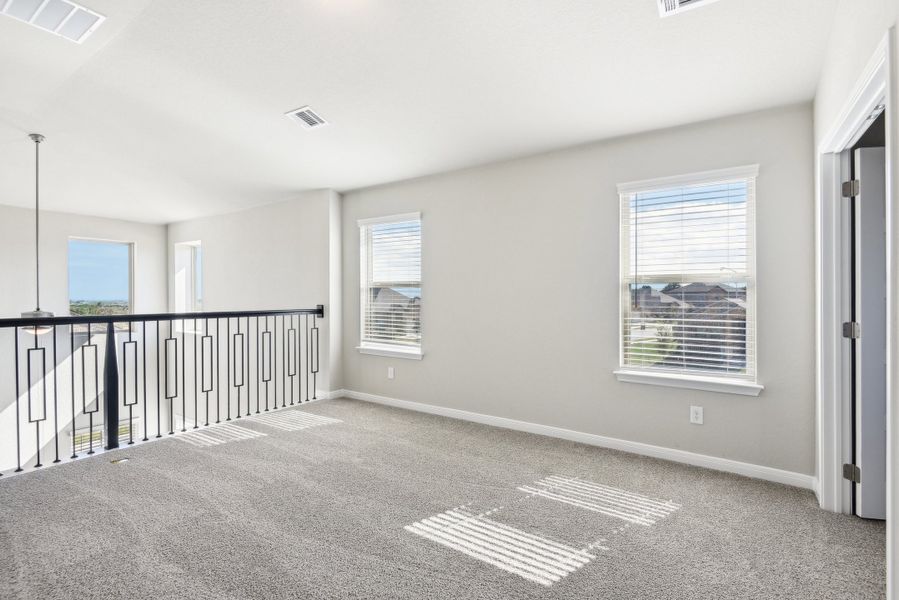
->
(357, 212, 421, 226)
(614, 369, 763, 396)
(616, 164, 760, 195)
(616, 165, 761, 393)
(356, 343, 423, 360)
(358, 212, 422, 358)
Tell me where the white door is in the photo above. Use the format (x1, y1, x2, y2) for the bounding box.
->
(853, 147, 887, 520)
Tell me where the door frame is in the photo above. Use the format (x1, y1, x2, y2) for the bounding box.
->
(815, 29, 896, 589)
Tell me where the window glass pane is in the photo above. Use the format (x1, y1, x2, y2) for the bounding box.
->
(629, 182, 748, 278)
(361, 217, 421, 348)
(624, 281, 747, 374)
(620, 174, 755, 379)
(68, 239, 132, 317)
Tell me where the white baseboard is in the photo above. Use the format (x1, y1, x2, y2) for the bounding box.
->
(332, 389, 817, 491)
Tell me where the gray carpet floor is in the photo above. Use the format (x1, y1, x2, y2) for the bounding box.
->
(0, 398, 885, 599)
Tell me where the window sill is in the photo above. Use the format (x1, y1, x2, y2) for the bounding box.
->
(613, 369, 763, 397)
(357, 344, 423, 360)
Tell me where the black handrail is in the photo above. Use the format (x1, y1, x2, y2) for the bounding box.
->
(0, 306, 324, 329)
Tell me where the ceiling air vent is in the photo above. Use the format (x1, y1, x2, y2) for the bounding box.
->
(285, 106, 328, 130)
(2, 0, 105, 43)
(658, 0, 723, 17)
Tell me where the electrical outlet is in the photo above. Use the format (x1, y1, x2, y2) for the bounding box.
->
(387, 366, 395, 380)
(690, 405, 703, 425)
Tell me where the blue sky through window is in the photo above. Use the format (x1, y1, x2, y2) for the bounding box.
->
(68, 239, 131, 302)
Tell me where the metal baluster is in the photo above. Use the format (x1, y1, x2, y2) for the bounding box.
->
(168, 320, 174, 435)
(312, 313, 319, 400)
(52, 326, 60, 463)
(215, 318, 221, 423)
(204, 318, 210, 426)
(281, 315, 286, 408)
(194, 317, 198, 429)
(71, 325, 77, 458)
(305, 315, 310, 402)
(264, 317, 270, 411)
(298, 314, 303, 404)
(127, 325, 135, 445)
(143, 321, 148, 442)
(181, 319, 186, 432)
(156, 321, 162, 438)
(30, 329, 45, 467)
(14, 327, 22, 472)
(245, 316, 251, 417)
(87, 323, 94, 455)
(235, 319, 242, 419)
(289, 315, 295, 406)
(256, 315, 260, 414)
(226, 318, 231, 421)
(298, 315, 303, 403)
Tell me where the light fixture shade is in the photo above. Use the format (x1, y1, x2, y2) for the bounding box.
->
(21, 309, 54, 335)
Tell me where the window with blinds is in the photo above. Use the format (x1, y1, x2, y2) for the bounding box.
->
(359, 213, 422, 353)
(618, 166, 758, 380)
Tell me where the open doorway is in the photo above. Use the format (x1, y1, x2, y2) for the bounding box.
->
(840, 112, 887, 520)
(173, 240, 203, 313)
(814, 35, 893, 519)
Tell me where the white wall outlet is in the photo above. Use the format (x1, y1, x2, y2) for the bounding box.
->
(690, 405, 704, 425)
(387, 366, 395, 380)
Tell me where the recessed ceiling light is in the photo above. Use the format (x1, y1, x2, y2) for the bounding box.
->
(658, 0, 724, 17)
(1, 0, 105, 43)
(285, 106, 328, 130)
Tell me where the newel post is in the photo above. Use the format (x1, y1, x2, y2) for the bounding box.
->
(104, 321, 119, 450)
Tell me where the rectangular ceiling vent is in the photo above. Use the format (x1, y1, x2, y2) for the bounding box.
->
(1, 0, 105, 43)
(658, 0, 723, 17)
(286, 106, 328, 130)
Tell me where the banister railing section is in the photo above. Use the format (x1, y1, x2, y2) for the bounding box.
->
(0, 306, 324, 476)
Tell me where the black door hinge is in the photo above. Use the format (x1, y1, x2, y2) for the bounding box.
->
(842, 321, 860, 339)
(843, 463, 861, 483)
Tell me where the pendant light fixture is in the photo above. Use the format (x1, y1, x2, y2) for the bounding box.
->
(22, 133, 53, 335)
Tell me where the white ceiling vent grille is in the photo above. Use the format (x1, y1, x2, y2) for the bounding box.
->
(658, 0, 723, 17)
(1, 0, 105, 43)
(285, 106, 328, 130)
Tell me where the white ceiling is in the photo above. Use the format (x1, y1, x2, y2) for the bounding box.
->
(0, 0, 837, 224)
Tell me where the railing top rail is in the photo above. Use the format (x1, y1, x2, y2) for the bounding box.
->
(0, 305, 325, 329)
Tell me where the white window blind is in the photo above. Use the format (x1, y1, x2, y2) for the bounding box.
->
(359, 214, 422, 350)
(619, 166, 758, 379)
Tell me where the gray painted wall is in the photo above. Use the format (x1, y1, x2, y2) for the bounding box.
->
(341, 103, 816, 475)
(167, 190, 342, 394)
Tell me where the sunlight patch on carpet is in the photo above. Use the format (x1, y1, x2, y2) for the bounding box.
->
(405, 508, 594, 587)
(518, 476, 681, 526)
(246, 409, 342, 432)
(175, 423, 267, 447)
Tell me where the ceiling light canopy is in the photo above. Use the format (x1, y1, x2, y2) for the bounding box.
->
(2, 0, 105, 43)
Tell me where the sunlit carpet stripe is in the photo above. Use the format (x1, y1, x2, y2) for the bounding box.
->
(247, 409, 342, 431)
(405, 509, 594, 587)
(518, 476, 681, 526)
(176, 423, 266, 447)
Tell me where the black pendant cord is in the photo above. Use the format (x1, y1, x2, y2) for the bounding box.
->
(27, 134, 46, 313)
(34, 137, 40, 312)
